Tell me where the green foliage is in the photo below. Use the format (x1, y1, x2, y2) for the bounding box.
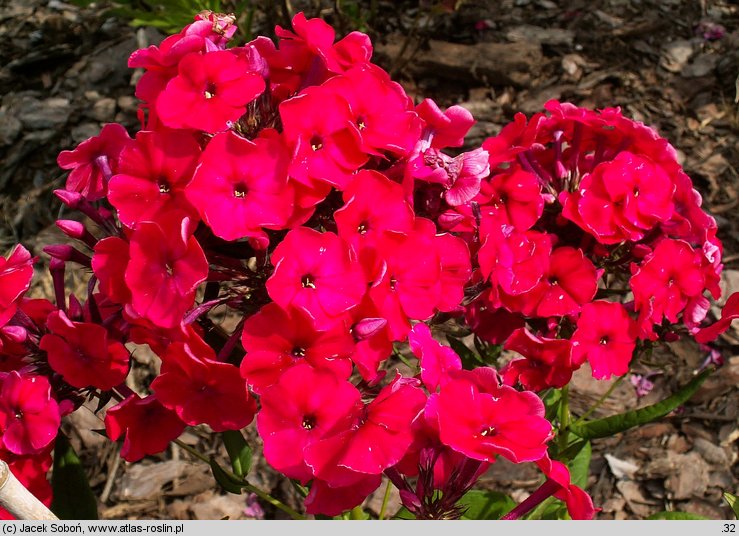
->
(458, 490, 516, 520)
(647, 511, 709, 520)
(569, 368, 712, 440)
(568, 440, 592, 489)
(392, 506, 416, 520)
(51, 433, 99, 520)
(724, 492, 739, 519)
(209, 457, 245, 494)
(222, 430, 252, 479)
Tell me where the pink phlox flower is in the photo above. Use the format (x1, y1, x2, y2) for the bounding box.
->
(694, 291, 739, 344)
(152, 342, 256, 432)
(39, 310, 130, 390)
(501, 327, 575, 391)
(0, 245, 35, 329)
(411, 148, 490, 206)
(92, 236, 131, 305)
(56, 123, 133, 201)
(416, 99, 474, 149)
(0, 372, 60, 455)
(482, 168, 544, 230)
(303, 474, 382, 517)
(408, 323, 462, 392)
(105, 394, 185, 462)
(535, 455, 596, 520)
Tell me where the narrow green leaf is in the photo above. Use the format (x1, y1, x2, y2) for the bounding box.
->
(568, 441, 592, 489)
(392, 507, 416, 520)
(543, 389, 562, 422)
(447, 335, 482, 370)
(209, 457, 244, 494)
(647, 511, 709, 520)
(525, 496, 567, 520)
(569, 369, 711, 440)
(51, 433, 98, 520)
(723, 492, 739, 519)
(222, 430, 252, 478)
(458, 490, 516, 520)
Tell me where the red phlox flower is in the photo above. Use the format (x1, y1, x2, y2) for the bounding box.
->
(562, 152, 675, 244)
(435, 375, 552, 464)
(185, 130, 293, 242)
(57, 123, 133, 201)
(107, 130, 201, 228)
(630, 239, 709, 332)
(435, 231, 473, 312)
(501, 327, 575, 391)
(482, 111, 546, 170)
(571, 301, 637, 380)
(510, 246, 599, 318)
(408, 323, 461, 392)
(0, 372, 60, 455)
(411, 148, 490, 206)
(152, 342, 256, 432)
(92, 236, 131, 305)
(368, 219, 443, 339)
(695, 292, 739, 344)
(478, 220, 552, 299)
(0, 452, 53, 519)
(240, 303, 353, 394)
(416, 99, 474, 149)
(535, 455, 596, 520)
(156, 50, 265, 133)
(129, 12, 238, 106)
(347, 297, 393, 383)
(464, 293, 525, 345)
(39, 310, 129, 390)
(266, 227, 366, 330)
(334, 170, 415, 256)
(323, 63, 422, 156)
(0, 245, 34, 329)
(304, 474, 382, 517)
(105, 394, 185, 462)
(256, 363, 362, 483)
(124, 215, 208, 329)
(304, 374, 426, 487)
(280, 85, 367, 189)
(482, 168, 544, 230)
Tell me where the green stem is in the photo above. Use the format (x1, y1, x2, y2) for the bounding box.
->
(573, 375, 626, 425)
(174, 439, 306, 520)
(557, 386, 570, 453)
(349, 506, 366, 520)
(378, 479, 392, 520)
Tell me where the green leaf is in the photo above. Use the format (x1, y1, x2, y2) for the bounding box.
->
(51, 433, 98, 520)
(222, 430, 252, 479)
(447, 335, 482, 370)
(543, 389, 562, 422)
(209, 457, 244, 494)
(723, 492, 739, 518)
(392, 507, 416, 520)
(458, 490, 516, 520)
(525, 496, 568, 520)
(647, 511, 709, 520)
(569, 369, 711, 440)
(568, 441, 592, 489)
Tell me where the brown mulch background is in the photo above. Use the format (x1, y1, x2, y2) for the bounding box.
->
(1, 0, 737, 520)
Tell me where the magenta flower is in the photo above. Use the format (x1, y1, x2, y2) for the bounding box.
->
(436, 376, 552, 464)
(304, 475, 382, 517)
(501, 328, 575, 391)
(304, 375, 426, 486)
(416, 99, 475, 149)
(484, 169, 544, 230)
(240, 303, 354, 394)
(256, 364, 362, 483)
(152, 342, 256, 432)
(408, 323, 461, 392)
(91, 237, 131, 305)
(185, 130, 293, 242)
(105, 394, 185, 462)
(107, 130, 201, 228)
(266, 227, 366, 329)
(156, 50, 265, 133)
(323, 63, 422, 156)
(57, 123, 133, 201)
(280, 85, 367, 189)
(571, 301, 637, 380)
(0, 245, 34, 328)
(0, 372, 60, 455)
(695, 291, 739, 343)
(39, 310, 130, 390)
(562, 151, 675, 244)
(124, 215, 208, 329)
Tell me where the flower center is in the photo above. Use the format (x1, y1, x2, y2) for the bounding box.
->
(204, 82, 217, 99)
(301, 275, 316, 289)
(292, 347, 306, 358)
(357, 222, 369, 235)
(310, 135, 323, 151)
(158, 179, 171, 194)
(234, 183, 247, 198)
(302, 415, 316, 430)
(480, 425, 496, 437)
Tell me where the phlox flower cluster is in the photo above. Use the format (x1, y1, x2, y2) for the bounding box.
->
(0, 11, 736, 520)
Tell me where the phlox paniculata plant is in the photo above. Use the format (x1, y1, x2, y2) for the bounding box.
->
(0, 10, 736, 521)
